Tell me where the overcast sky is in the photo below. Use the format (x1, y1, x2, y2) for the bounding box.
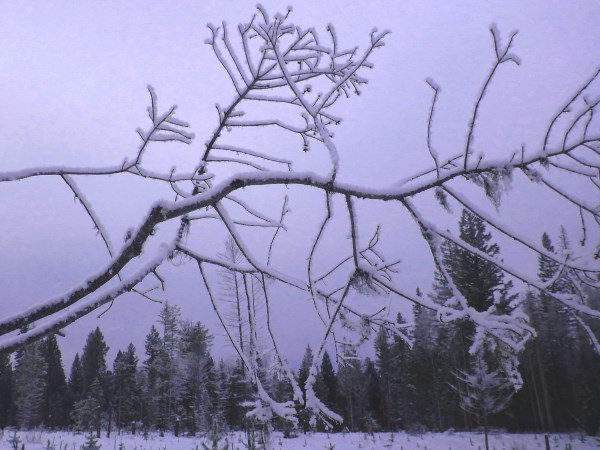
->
(1, 1, 599, 371)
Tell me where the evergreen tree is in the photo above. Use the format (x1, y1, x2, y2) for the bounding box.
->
(297, 345, 314, 432)
(72, 377, 104, 436)
(178, 320, 214, 434)
(68, 353, 85, 415)
(13, 337, 47, 429)
(580, 286, 600, 435)
(318, 351, 338, 414)
(375, 314, 411, 431)
(159, 302, 181, 359)
(41, 335, 69, 428)
(413, 209, 516, 431)
(407, 301, 454, 430)
(511, 231, 600, 433)
(112, 344, 140, 433)
(142, 325, 163, 429)
(454, 355, 514, 450)
(81, 327, 109, 396)
(362, 357, 381, 433)
(156, 302, 182, 431)
(211, 360, 232, 430)
(81, 430, 101, 450)
(75, 328, 109, 434)
(336, 348, 366, 432)
(224, 364, 249, 430)
(374, 328, 393, 430)
(0, 352, 14, 427)
(444, 209, 507, 312)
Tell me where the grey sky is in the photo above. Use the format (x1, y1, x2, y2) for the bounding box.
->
(1, 1, 598, 370)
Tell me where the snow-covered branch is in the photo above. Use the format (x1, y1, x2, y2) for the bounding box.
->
(1, 4, 599, 431)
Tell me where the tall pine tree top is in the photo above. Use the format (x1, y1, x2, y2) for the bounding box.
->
(442, 209, 506, 312)
(81, 327, 108, 396)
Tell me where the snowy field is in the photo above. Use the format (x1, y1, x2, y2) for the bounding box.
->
(0, 430, 597, 450)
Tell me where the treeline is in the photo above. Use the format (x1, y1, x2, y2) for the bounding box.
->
(363, 210, 600, 435)
(0, 304, 238, 435)
(0, 210, 598, 436)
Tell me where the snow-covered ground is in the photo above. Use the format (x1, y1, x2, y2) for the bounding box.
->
(0, 430, 597, 450)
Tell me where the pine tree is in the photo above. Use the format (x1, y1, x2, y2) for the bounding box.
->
(0, 352, 14, 427)
(422, 209, 515, 431)
(580, 287, 600, 435)
(81, 327, 109, 396)
(374, 328, 392, 430)
(178, 320, 214, 434)
(407, 301, 452, 430)
(362, 357, 381, 433)
(319, 351, 338, 414)
(112, 344, 140, 433)
(41, 334, 69, 428)
(72, 377, 104, 435)
(375, 314, 411, 431)
(211, 360, 232, 430)
(444, 209, 507, 312)
(201, 419, 229, 450)
(141, 325, 163, 429)
(513, 231, 600, 433)
(156, 302, 182, 432)
(13, 336, 47, 429)
(159, 302, 181, 359)
(336, 348, 367, 432)
(453, 355, 514, 450)
(81, 430, 101, 450)
(68, 353, 84, 416)
(224, 364, 248, 430)
(73, 328, 109, 435)
(297, 345, 314, 432)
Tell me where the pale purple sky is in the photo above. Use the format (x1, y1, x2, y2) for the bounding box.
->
(0, 1, 598, 370)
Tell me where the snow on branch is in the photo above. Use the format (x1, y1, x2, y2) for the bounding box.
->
(464, 26, 520, 170)
(1, 4, 600, 430)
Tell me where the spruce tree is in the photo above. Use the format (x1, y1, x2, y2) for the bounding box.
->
(81, 430, 101, 450)
(156, 302, 182, 432)
(72, 377, 104, 435)
(336, 348, 367, 432)
(224, 364, 248, 430)
(319, 351, 338, 414)
(81, 327, 109, 396)
(375, 314, 411, 431)
(513, 231, 600, 432)
(158, 302, 181, 359)
(68, 353, 84, 415)
(142, 325, 163, 429)
(0, 352, 14, 427)
(75, 328, 109, 434)
(112, 344, 140, 433)
(374, 328, 392, 430)
(297, 345, 314, 432)
(408, 301, 451, 430)
(178, 320, 214, 434)
(41, 335, 69, 428)
(362, 358, 381, 433)
(444, 209, 506, 312)
(211, 360, 232, 430)
(453, 355, 514, 450)
(13, 337, 47, 429)
(423, 209, 515, 430)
